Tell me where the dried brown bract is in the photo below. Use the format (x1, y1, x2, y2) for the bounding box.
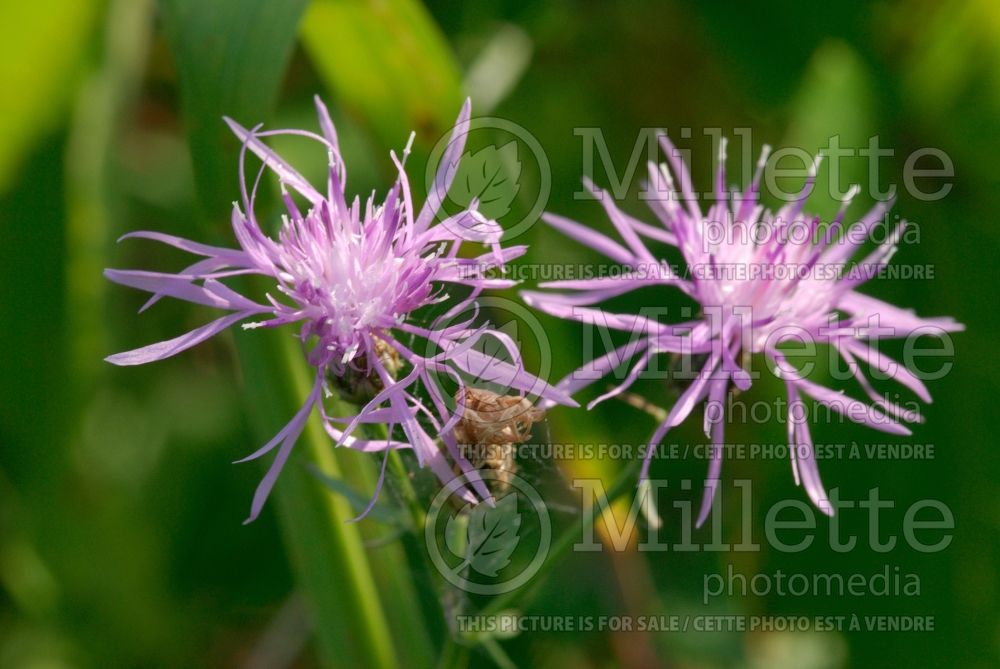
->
(332, 337, 402, 403)
(454, 388, 544, 445)
(459, 442, 516, 492)
(453, 388, 544, 492)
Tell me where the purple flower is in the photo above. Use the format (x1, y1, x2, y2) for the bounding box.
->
(523, 136, 962, 525)
(107, 97, 571, 522)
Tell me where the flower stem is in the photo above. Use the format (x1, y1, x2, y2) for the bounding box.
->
(477, 460, 641, 619)
(387, 448, 427, 530)
(435, 635, 470, 669)
(237, 333, 401, 669)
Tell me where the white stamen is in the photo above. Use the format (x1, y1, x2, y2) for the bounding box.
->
(757, 145, 772, 167)
(342, 343, 359, 364)
(658, 162, 675, 188)
(808, 153, 824, 178)
(402, 131, 416, 160)
(638, 479, 662, 530)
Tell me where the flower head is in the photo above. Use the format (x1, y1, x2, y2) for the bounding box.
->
(524, 135, 963, 524)
(108, 97, 571, 522)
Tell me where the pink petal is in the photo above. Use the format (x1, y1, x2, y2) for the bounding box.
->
(106, 310, 258, 366)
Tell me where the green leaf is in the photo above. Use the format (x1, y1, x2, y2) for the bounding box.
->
(300, 0, 463, 164)
(307, 463, 407, 527)
(783, 40, 876, 220)
(66, 0, 155, 393)
(0, 0, 101, 193)
(451, 141, 522, 220)
(161, 0, 310, 219)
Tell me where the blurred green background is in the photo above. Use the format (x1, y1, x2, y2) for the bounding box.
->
(0, 0, 996, 667)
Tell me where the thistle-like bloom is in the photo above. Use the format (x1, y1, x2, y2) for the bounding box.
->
(107, 97, 570, 522)
(523, 136, 962, 524)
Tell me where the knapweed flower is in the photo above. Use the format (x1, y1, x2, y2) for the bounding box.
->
(107, 97, 571, 522)
(523, 136, 962, 525)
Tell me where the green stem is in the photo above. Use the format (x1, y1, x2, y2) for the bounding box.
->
(480, 637, 517, 669)
(436, 635, 470, 669)
(381, 441, 460, 655)
(330, 431, 436, 666)
(477, 460, 641, 619)
(65, 0, 153, 392)
(238, 333, 399, 669)
(387, 448, 427, 530)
